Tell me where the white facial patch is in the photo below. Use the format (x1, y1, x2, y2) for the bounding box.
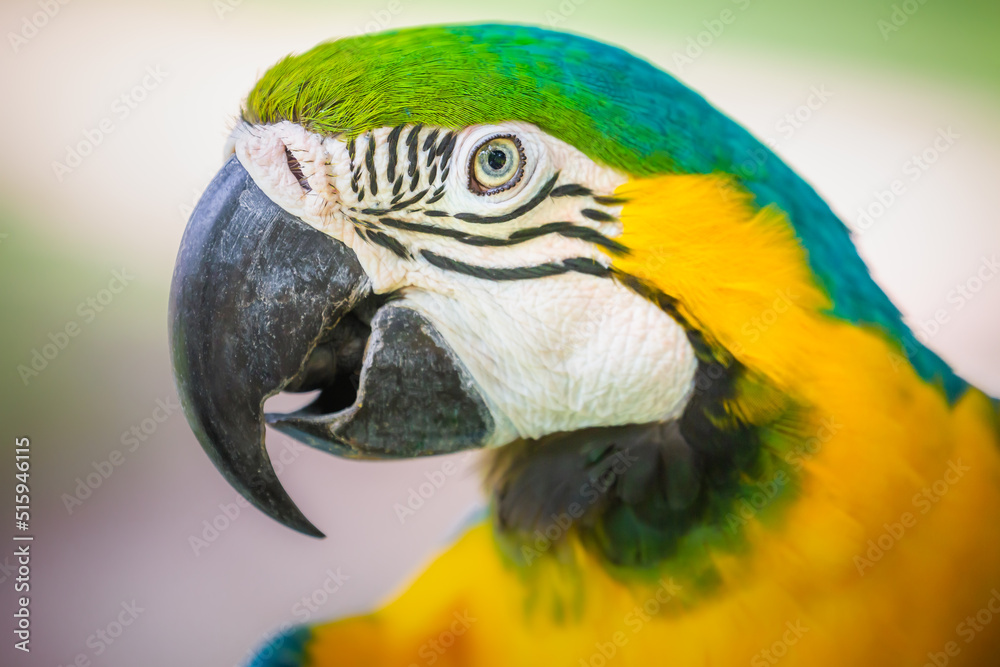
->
(229, 120, 698, 445)
(396, 276, 698, 445)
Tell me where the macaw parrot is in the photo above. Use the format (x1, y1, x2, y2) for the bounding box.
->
(169, 23, 1000, 667)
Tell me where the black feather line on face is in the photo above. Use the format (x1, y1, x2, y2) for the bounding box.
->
(425, 186, 446, 205)
(386, 125, 403, 183)
(365, 132, 378, 196)
(435, 131, 454, 157)
(422, 128, 439, 152)
(366, 229, 409, 259)
(351, 165, 362, 194)
(581, 208, 617, 223)
(507, 222, 629, 255)
(551, 184, 592, 197)
(388, 189, 428, 212)
(346, 136, 356, 167)
(405, 123, 423, 146)
(452, 174, 558, 225)
(420, 250, 609, 281)
(440, 133, 458, 168)
(550, 183, 628, 208)
(407, 139, 418, 178)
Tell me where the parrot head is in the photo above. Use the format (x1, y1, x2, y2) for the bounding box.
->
(170, 24, 962, 548)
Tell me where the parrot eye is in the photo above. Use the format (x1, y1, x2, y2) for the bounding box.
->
(468, 134, 524, 195)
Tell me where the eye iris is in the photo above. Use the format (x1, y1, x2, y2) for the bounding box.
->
(477, 144, 511, 178)
(470, 135, 523, 194)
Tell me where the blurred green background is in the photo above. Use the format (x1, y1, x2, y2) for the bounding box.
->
(0, 0, 998, 665)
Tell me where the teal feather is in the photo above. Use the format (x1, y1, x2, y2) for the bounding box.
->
(247, 626, 310, 667)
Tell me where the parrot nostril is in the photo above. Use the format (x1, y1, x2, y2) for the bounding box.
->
(284, 147, 312, 193)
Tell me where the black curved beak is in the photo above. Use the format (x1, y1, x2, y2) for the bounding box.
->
(169, 157, 370, 537)
(170, 157, 494, 538)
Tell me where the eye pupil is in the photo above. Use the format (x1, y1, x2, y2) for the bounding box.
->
(487, 149, 506, 171)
